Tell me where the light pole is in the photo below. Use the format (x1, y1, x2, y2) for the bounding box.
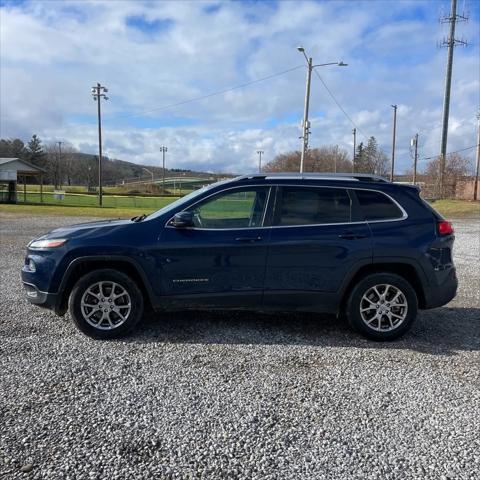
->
(411, 133, 419, 185)
(352, 128, 356, 173)
(143, 168, 154, 183)
(474, 111, 480, 201)
(56, 141, 63, 188)
(160, 146, 168, 194)
(297, 46, 347, 173)
(91, 83, 109, 206)
(257, 150, 264, 173)
(390, 104, 397, 182)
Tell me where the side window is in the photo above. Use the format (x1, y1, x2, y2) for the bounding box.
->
(276, 187, 351, 226)
(355, 190, 404, 221)
(187, 187, 269, 229)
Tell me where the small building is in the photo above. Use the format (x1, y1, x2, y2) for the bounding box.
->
(0, 157, 46, 204)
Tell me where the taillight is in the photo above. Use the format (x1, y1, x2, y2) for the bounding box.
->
(437, 220, 454, 236)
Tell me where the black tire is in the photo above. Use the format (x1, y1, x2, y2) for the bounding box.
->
(346, 273, 418, 341)
(69, 269, 144, 339)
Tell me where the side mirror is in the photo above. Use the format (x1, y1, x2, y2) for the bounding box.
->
(171, 211, 194, 228)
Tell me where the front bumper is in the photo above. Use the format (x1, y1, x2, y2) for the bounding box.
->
(22, 281, 58, 311)
(423, 267, 458, 309)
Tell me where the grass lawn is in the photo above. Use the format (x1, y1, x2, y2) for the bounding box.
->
(10, 192, 179, 210)
(1, 198, 478, 220)
(428, 199, 480, 218)
(0, 204, 160, 218)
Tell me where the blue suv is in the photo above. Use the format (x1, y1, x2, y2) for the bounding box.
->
(22, 173, 457, 341)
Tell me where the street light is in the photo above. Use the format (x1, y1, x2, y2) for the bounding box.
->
(257, 150, 264, 173)
(160, 146, 168, 194)
(91, 83, 109, 206)
(296, 46, 348, 173)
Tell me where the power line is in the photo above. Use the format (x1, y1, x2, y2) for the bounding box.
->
(419, 143, 479, 162)
(105, 65, 304, 122)
(312, 69, 370, 140)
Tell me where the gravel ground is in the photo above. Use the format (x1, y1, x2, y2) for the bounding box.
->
(0, 214, 479, 480)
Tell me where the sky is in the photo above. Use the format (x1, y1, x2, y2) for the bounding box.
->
(0, 0, 479, 174)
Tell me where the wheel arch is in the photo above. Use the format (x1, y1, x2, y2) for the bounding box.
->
(55, 256, 154, 315)
(339, 261, 427, 311)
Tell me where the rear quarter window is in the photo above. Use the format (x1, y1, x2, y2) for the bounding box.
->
(355, 189, 404, 221)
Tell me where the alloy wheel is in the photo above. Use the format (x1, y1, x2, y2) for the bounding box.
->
(80, 281, 131, 330)
(359, 284, 408, 332)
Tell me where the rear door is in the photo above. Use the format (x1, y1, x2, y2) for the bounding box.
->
(263, 185, 372, 311)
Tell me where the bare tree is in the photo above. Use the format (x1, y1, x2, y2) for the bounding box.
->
(263, 145, 352, 173)
(423, 153, 473, 198)
(58, 144, 78, 186)
(45, 143, 64, 189)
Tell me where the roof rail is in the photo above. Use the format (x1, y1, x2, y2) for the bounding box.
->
(234, 172, 389, 183)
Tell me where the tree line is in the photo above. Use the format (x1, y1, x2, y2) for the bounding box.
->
(263, 135, 473, 188)
(0, 135, 166, 189)
(263, 136, 390, 175)
(1, 134, 473, 191)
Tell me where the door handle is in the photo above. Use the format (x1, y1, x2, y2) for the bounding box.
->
(235, 236, 263, 242)
(338, 233, 367, 240)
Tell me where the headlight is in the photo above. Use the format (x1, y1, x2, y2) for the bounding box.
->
(29, 238, 67, 249)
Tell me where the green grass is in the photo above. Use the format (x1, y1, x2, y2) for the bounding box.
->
(1, 197, 478, 220)
(12, 192, 179, 209)
(428, 199, 480, 218)
(16, 184, 198, 195)
(0, 204, 159, 218)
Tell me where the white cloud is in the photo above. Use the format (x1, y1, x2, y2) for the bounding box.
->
(0, 0, 478, 174)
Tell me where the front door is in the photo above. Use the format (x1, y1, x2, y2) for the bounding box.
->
(157, 186, 272, 309)
(263, 186, 372, 312)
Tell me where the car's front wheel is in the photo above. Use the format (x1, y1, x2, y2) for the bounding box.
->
(69, 269, 144, 339)
(346, 273, 418, 341)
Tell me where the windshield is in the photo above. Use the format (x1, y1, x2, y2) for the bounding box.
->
(145, 183, 217, 220)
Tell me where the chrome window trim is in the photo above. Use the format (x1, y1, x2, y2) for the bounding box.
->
(164, 184, 408, 231)
(165, 184, 272, 230)
(352, 187, 408, 223)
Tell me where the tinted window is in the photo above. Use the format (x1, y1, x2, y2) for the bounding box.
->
(187, 187, 268, 229)
(276, 187, 351, 225)
(355, 190, 403, 221)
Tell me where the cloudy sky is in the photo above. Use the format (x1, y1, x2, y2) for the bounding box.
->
(0, 0, 479, 174)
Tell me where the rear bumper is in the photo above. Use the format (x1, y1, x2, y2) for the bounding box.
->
(23, 281, 58, 311)
(423, 267, 458, 309)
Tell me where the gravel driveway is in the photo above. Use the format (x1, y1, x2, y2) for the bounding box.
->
(0, 214, 479, 480)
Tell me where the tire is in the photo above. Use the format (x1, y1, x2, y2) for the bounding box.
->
(346, 273, 418, 341)
(69, 269, 144, 339)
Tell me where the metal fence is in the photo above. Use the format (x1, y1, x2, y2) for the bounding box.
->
(9, 191, 178, 209)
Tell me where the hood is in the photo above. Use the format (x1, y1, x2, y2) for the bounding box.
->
(36, 218, 134, 241)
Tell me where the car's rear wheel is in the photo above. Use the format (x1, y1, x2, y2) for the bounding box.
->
(69, 269, 143, 339)
(346, 273, 418, 341)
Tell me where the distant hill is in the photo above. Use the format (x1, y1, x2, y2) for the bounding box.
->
(71, 152, 232, 186)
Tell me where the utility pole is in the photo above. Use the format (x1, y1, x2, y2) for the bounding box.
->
(411, 134, 418, 185)
(352, 128, 356, 173)
(56, 141, 63, 188)
(296, 47, 348, 173)
(300, 56, 313, 173)
(439, 0, 468, 198)
(474, 111, 480, 201)
(390, 105, 397, 182)
(160, 146, 168, 194)
(91, 83, 109, 206)
(257, 150, 264, 173)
